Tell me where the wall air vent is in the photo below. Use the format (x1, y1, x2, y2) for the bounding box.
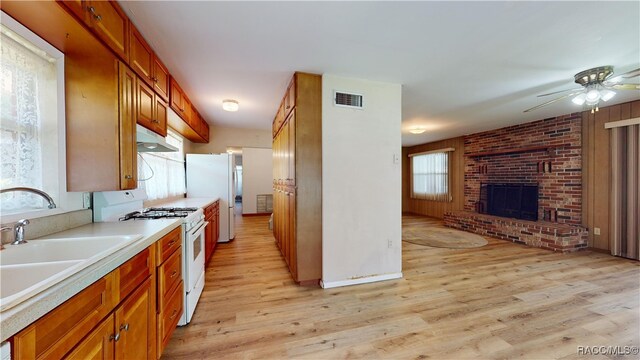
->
(334, 91, 363, 109)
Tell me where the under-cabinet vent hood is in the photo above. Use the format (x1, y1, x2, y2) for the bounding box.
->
(136, 125, 178, 153)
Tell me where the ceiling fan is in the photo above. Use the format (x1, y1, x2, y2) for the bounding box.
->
(524, 66, 640, 113)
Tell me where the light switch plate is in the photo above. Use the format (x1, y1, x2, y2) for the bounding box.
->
(593, 227, 601, 235)
(393, 153, 400, 164)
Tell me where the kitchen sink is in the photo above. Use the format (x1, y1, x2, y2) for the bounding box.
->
(0, 235, 141, 266)
(0, 234, 143, 311)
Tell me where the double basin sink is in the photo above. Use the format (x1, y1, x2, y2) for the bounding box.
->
(0, 234, 142, 311)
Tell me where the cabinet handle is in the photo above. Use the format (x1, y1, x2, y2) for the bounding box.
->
(94, 14, 102, 21)
(168, 240, 176, 246)
(110, 332, 120, 342)
(124, 175, 133, 179)
(88, 6, 96, 14)
(170, 270, 178, 278)
(151, 119, 159, 123)
(120, 323, 130, 332)
(169, 309, 178, 320)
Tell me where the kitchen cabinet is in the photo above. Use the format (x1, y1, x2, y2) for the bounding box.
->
(59, 0, 129, 62)
(168, 77, 209, 143)
(170, 77, 186, 117)
(153, 56, 170, 102)
(129, 23, 154, 87)
(272, 72, 322, 285)
(154, 227, 183, 358)
(204, 201, 220, 264)
(11, 248, 153, 360)
(119, 64, 138, 190)
(136, 76, 168, 137)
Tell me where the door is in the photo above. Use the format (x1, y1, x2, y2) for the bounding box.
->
(114, 278, 151, 360)
(136, 79, 154, 131)
(64, 316, 115, 360)
(152, 56, 170, 102)
(129, 24, 153, 86)
(118, 63, 137, 190)
(154, 96, 168, 137)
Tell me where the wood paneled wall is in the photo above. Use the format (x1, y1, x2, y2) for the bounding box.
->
(402, 137, 465, 219)
(582, 100, 640, 251)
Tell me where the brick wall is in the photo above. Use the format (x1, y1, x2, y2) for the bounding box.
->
(464, 113, 583, 225)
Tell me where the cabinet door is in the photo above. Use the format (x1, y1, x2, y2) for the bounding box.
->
(158, 280, 183, 356)
(154, 96, 168, 137)
(59, 0, 87, 22)
(118, 63, 137, 190)
(136, 79, 154, 131)
(288, 189, 297, 279)
(115, 278, 152, 360)
(129, 24, 154, 86)
(284, 79, 296, 116)
(169, 78, 184, 115)
(287, 110, 296, 185)
(64, 316, 115, 360)
(88, 0, 128, 61)
(153, 56, 170, 102)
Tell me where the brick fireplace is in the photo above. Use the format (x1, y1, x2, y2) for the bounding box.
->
(444, 113, 588, 252)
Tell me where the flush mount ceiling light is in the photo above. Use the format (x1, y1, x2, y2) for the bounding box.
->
(409, 128, 426, 134)
(524, 66, 640, 114)
(222, 99, 239, 112)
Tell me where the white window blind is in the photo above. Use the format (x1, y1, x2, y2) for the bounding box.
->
(137, 129, 186, 201)
(0, 24, 59, 212)
(410, 150, 451, 201)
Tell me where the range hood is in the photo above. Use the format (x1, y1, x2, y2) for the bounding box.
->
(136, 124, 178, 152)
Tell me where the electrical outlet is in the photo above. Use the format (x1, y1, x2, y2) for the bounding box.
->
(82, 192, 91, 209)
(388, 239, 393, 248)
(593, 227, 601, 235)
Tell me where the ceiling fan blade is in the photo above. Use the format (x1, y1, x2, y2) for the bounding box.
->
(537, 88, 583, 97)
(608, 83, 640, 90)
(605, 68, 640, 84)
(523, 91, 583, 113)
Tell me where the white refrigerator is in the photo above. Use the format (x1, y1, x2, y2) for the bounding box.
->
(186, 153, 236, 242)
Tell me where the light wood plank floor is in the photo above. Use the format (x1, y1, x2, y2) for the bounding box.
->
(163, 214, 640, 359)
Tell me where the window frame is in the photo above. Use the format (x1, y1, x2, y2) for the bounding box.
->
(409, 148, 454, 202)
(0, 12, 84, 222)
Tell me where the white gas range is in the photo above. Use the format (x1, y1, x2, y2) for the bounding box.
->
(93, 189, 206, 326)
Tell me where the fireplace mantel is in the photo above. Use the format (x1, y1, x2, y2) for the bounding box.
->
(466, 145, 560, 158)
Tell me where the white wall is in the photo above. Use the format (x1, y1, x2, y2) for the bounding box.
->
(242, 148, 273, 214)
(321, 75, 403, 288)
(189, 125, 272, 154)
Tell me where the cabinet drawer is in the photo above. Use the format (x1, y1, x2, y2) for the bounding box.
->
(158, 280, 183, 354)
(157, 226, 182, 264)
(118, 248, 152, 302)
(158, 247, 182, 310)
(12, 273, 117, 359)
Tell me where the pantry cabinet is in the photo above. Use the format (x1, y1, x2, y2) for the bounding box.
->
(272, 72, 322, 284)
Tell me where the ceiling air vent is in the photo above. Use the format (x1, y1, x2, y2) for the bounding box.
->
(334, 91, 363, 109)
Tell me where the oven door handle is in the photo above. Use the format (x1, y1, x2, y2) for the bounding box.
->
(188, 221, 208, 239)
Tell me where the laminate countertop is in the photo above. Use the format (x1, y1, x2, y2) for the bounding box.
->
(151, 197, 219, 210)
(0, 218, 182, 342)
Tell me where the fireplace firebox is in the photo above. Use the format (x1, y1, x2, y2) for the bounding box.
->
(479, 183, 538, 221)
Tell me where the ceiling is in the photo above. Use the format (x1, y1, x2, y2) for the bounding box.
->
(120, 1, 640, 146)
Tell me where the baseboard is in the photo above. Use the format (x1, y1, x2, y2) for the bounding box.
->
(242, 213, 271, 217)
(320, 272, 403, 289)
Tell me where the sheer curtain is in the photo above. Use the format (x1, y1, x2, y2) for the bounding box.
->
(610, 123, 639, 260)
(0, 26, 57, 211)
(410, 151, 450, 202)
(137, 129, 186, 201)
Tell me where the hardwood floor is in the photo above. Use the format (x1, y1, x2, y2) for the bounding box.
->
(163, 214, 640, 359)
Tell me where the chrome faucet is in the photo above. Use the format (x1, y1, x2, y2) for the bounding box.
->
(0, 187, 57, 209)
(11, 219, 30, 245)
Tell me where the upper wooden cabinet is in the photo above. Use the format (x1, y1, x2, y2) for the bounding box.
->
(135, 77, 168, 137)
(119, 64, 138, 190)
(59, 0, 129, 62)
(129, 24, 154, 86)
(170, 77, 186, 117)
(284, 79, 296, 116)
(153, 57, 170, 102)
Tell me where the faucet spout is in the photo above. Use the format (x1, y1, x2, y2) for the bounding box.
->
(0, 187, 57, 209)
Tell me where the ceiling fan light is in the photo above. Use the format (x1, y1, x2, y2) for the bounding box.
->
(585, 88, 601, 103)
(572, 93, 586, 105)
(409, 128, 426, 134)
(600, 89, 616, 101)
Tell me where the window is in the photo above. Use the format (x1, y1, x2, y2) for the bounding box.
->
(410, 150, 452, 202)
(0, 16, 82, 218)
(137, 129, 186, 200)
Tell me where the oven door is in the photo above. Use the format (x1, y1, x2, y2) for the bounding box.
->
(184, 220, 207, 293)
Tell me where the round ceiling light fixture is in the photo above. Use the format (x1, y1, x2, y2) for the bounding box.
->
(222, 99, 239, 112)
(409, 128, 426, 134)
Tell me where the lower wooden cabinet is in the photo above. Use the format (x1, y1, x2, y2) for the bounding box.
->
(10, 227, 184, 360)
(204, 200, 220, 264)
